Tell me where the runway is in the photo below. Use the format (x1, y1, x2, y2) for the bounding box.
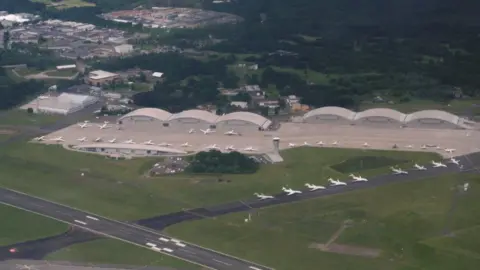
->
(0, 188, 273, 270)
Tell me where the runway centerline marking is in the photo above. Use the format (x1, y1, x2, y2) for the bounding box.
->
(212, 259, 232, 266)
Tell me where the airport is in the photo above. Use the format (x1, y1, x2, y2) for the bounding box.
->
(32, 106, 479, 158)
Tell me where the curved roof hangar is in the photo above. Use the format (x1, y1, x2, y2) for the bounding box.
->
(404, 110, 460, 124)
(216, 111, 272, 128)
(303, 106, 356, 120)
(354, 108, 407, 122)
(168, 109, 219, 123)
(118, 108, 172, 122)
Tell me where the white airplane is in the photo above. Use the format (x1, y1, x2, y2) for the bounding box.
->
(332, 141, 338, 146)
(205, 144, 220, 150)
(362, 142, 370, 147)
(123, 139, 134, 144)
(303, 141, 310, 146)
(143, 140, 154, 145)
(158, 142, 172, 147)
(200, 129, 215, 135)
(188, 129, 195, 134)
(224, 130, 239, 136)
(288, 143, 296, 147)
(390, 167, 408, 174)
(316, 141, 324, 146)
(77, 137, 87, 142)
(244, 146, 257, 152)
(349, 174, 368, 182)
(254, 193, 274, 200)
(449, 158, 460, 166)
(50, 136, 64, 142)
(181, 142, 191, 147)
(94, 137, 102, 142)
(225, 145, 236, 151)
(34, 136, 45, 141)
(445, 148, 456, 154)
(432, 161, 447, 168)
(305, 183, 326, 191)
(98, 123, 110, 129)
(78, 123, 89, 128)
(108, 138, 117, 143)
(282, 187, 302, 195)
(405, 145, 414, 149)
(328, 178, 347, 186)
(421, 145, 427, 149)
(414, 164, 427, 170)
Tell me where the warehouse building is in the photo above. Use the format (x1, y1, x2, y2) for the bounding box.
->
(21, 93, 98, 115)
(353, 108, 406, 128)
(303, 106, 356, 125)
(86, 70, 120, 86)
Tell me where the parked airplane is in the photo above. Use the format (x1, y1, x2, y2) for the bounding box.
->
(349, 174, 368, 182)
(200, 129, 215, 135)
(188, 129, 195, 134)
(332, 141, 338, 146)
(77, 137, 87, 142)
(34, 136, 45, 141)
(305, 183, 326, 191)
(205, 144, 219, 150)
(181, 142, 191, 147)
(108, 138, 117, 143)
(244, 146, 258, 152)
(98, 123, 110, 129)
(282, 187, 302, 195)
(50, 136, 64, 142)
(225, 145, 236, 151)
(316, 141, 324, 146)
(303, 141, 310, 146)
(158, 142, 172, 147)
(78, 123, 89, 128)
(391, 167, 408, 174)
(143, 140, 154, 145)
(328, 178, 347, 186)
(405, 145, 414, 149)
(450, 158, 460, 166)
(94, 137, 102, 142)
(445, 148, 456, 154)
(254, 193, 274, 200)
(224, 130, 239, 136)
(421, 145, 427, 149)
(414, 164, 427, 170)
(288, 143, 296, 147)
(363, 142, 370, 147)
(123, 139, 134, 144)
(432, 161, 447, 168)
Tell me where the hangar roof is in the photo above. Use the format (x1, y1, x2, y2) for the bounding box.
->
(168, 109, 219, 123)
(405, 110, 460, 124)
(118, 108, 172, 121)
(216, 111, 272, 128)
(303, 106, 356, 120)
(354, 108, 407, 122)
(73, 143, 187, 154)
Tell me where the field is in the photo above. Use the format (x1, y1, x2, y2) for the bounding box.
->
(31, 0, 95, 9)
(46, 239, 202, 269)
(166, 174, 480, 270)
(0, 109, 61, 127)
(44, 69, 79, 77)
(0, 204, 68, 246)
(0, 143, 439, 221)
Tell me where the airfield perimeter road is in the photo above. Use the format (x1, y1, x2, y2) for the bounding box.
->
(138, 152, 480, 229)
(0, 188, 273, 270)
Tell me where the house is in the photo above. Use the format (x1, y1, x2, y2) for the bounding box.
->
(230, 101, 248, 109)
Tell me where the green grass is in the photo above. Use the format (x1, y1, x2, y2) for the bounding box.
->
(0, 204, 68, 246)
(0, 143, 439, 220)
(45, 69, 79, 77)
(46, 239, 202, 269)
(0, 109, 61, 126)
(331, 156, 409, 173)
(31, 0, 95, 9)
(166, 174, 480, 270)
(14, 68, 40, 76)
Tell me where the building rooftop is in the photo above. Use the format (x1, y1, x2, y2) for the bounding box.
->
(89, 70, 119, 80)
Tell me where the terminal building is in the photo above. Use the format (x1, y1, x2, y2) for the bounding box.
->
(71, 143, 187, 157)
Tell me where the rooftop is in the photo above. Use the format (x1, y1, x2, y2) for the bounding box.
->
(89, 70, 119, 80)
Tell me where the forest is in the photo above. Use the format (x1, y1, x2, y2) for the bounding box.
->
(187, 150, 259, 174)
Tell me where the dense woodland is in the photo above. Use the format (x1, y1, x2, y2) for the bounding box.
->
(187, 150, 259, 174)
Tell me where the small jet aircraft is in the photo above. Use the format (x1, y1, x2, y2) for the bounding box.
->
(288, 143, 296, 147)
(224, 130, 239, 136)
(349, 174, 368, 182)
(405, 145, 414, 149)
(328, 178, 347, 186)
(188, 129, 195, 134)
(108, 138, 117, 143)
(94, 137, 102, 142)
(225, 145, 236, 151)
(143, 140, 154, 145)
(123, 139, 134, 144)
(158, 142, 172, 147)
(254, 193, 274, 200)
(244, 146, 258, 152)
(331, 141, 338, 146)
(391, 167, 408, 174)
(98, 123, 110, 129)
(445, 148, 456, 154)
(449, 158, 460, 166)
(181, 142, 191, 147)
(78, 123, 89, 128)
(363, 142, 370, 147)
(50, 136, 64, 142)
(432, 161, 447, 168)
(205, 144, 220, 150)
(303, 141, 310, 146)
(414, 164, 427, 170)
(421, 145, 427, 149)
(34, 136, 45, 141)
(305, 183, 326, 191)
(282, 187, 302, 195)
(77, 137, 87, 142)
(200, 129, 215, 135)
(316, 141, 324, 146)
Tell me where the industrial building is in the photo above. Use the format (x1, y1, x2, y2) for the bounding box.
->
(86, 70, 120, 86)
(302, 106, 473, 129)
(71, 143, 187, 157)
(21, 93, 99, 115)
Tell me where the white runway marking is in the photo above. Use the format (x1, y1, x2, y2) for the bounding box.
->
(146, 242, 157, 247)
(213, 259, 232, 266)
(86, 215, 99, 221)
(159, 237, 170, 242)
(162, 248, 174, 253)
(249, 267, 263, 270)
(74, 220, 87, 225)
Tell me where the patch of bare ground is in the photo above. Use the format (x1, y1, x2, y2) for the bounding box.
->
(309, 243, 382, 258)
(0, 128, 17, 135)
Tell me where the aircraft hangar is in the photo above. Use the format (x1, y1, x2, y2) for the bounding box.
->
(353, 108, 407, 128)
(216, 111, 272, 131)
(118, 107, 172, 126)
(403, 110, 465, 129)
(302, 106, 356, 125)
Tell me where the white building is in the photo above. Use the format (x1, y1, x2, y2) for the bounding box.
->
(21, 93, 99, 115)
(114, 44, 134, 55)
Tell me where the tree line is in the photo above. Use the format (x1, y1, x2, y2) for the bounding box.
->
(187, 150, 259, 174)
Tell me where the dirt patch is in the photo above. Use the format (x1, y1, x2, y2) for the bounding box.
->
(309, 243, 382, 258)
(0, 129, 17, 135)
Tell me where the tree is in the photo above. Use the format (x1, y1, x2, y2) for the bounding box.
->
(27, 107, 33, 114)
(3, 31, 10, 50)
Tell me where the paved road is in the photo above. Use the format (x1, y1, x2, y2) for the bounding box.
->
(0, 188, 272, 270)
(138, 152, 480, 229)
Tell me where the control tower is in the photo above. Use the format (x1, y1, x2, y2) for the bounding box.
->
(272, 136, 280, 152)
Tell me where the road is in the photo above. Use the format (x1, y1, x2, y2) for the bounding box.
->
(0, 188, 272, 270)
(138, 152, 480, 229)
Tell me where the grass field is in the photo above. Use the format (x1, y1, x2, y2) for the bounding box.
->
(0, 110, 61, 127)
(0, 143, 439, 221)
(45, 69, 79, 77)
(166, 174, 480, 270)
(0, 204, 68, 246)
(31, 0, 95, 9)
(46, 239, 202, 269)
